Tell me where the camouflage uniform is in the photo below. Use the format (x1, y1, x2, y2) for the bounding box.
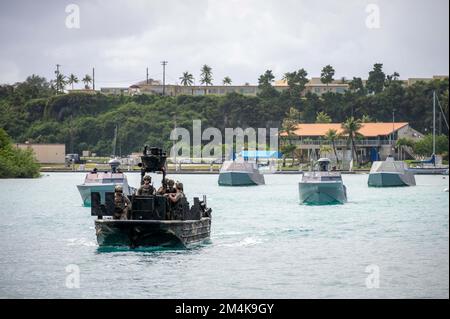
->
(137, 175, 155, 196)
(113, 186, 131, 220)
(158, 179, 177, 195)
(137, 184, 155, 196)
(168, 182, 186, 220)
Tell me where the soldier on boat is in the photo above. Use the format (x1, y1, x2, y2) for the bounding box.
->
(90, 146, 212, 248)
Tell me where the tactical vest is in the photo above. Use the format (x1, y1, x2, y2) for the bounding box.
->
(114, 194, 126, 210)
(139, 185, 154, 196)
(172, 193, 188, 220)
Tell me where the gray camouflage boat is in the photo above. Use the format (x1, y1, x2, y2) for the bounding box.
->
(218, 160, 265, 186)
(368, 157, 416, 187)
(91, 147, 212, 248)
(298, 158, 348, 205)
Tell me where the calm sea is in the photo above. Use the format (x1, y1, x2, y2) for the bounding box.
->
(0, 173, 448, 298)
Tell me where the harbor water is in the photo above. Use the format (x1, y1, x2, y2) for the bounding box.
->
(0, 173, 448, 298)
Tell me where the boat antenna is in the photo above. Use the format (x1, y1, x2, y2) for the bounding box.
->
(113, 124, 118, 157)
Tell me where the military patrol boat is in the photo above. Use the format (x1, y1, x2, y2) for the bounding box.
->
(298, 158, 348, 205)
(77, 158, 136, 207)
(218, 159, 265, 186)
(368, 156, 416, 187)
(90, 147, 212, 248)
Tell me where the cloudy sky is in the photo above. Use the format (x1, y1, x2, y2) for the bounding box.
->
(0, 0, 448, 87)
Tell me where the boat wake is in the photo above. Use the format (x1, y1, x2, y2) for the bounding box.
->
(223, 236, 263, 247)
(65, 238, 97, 247)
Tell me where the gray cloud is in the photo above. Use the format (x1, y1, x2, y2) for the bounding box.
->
(0, 0, 448, 87)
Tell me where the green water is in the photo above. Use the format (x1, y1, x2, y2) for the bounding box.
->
(0, 173, 448, 298)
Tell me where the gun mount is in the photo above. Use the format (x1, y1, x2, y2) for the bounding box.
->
(139, 146, 167, 185)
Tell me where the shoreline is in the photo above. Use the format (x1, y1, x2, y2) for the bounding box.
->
(39, 169, 370, 174)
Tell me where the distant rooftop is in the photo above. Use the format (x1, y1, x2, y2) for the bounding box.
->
(285, 122, 410, 137)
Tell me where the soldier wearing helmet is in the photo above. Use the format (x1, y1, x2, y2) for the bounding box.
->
(167, 181, 186, 220)
(137, 175, 155, 196)
(157, 178, 177, 195)
(166, 179, 177, 194)
(167, 181, 185, 204)
(114, 185, 131, 220)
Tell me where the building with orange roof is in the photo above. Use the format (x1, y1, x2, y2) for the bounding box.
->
(281, 122, 424, 163)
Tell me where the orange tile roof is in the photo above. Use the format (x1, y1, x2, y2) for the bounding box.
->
(283, 122, 409, 137)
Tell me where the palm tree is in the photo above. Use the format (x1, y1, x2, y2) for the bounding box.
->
(316, 111, 332, 123)
(280, 108, 300, 167)
(55, 73, 67, 94)
(281, 144, 297, 167)
(341, 117, 363, 165)
(67, 74, 79, 90)
(200, 65, 213, 86)
(82, 74, 92, 89)
(320, 65, 335, 86)
(320, 145, 332, 158)
(325, 129, 340, 166)
(222, 76, 232, 85)
(361, 114, 372, 123)
(179, 72, 194, 86)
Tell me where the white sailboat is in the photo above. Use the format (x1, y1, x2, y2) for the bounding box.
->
(408, 91, 449, 175)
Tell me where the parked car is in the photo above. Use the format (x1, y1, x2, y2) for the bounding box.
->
(65, 153, 85, 166)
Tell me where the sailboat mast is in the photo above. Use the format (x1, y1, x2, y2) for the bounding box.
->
(433, 91, 436, 156)
(392, 109, 395, 155)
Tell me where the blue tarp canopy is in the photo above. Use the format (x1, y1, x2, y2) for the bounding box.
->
(411, 154, 436, 164)
(239, 150, 283, 159)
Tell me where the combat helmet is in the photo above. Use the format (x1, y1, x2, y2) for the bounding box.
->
(115, 185, 123, 193)
(143, 175, 152, 182)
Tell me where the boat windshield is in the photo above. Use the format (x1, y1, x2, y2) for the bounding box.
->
(303, 171, 342, 182)
(370, 160, 408, 174)
(220, 161, 257, 173)
(84, 172, 126, 184)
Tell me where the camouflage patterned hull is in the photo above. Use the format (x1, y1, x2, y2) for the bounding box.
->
(218, 171, 265, 186)
(94, 218, 211, 248)
(368, 172, 416, 187)
(298, 182, 348, 205)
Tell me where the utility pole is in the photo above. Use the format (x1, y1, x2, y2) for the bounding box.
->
(391, 109, 395, 157)
(146, 67, 149, 85)
(55, 64, 61, 94)
(70, 115, 74, 154)
(173, 113, 177, 170)
(161, 61, 168, 96)
(92, 67, 95, 91)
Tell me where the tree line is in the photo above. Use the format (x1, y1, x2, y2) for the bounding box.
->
(0, 63, 448, 159)
(0, 128, 40, 178)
